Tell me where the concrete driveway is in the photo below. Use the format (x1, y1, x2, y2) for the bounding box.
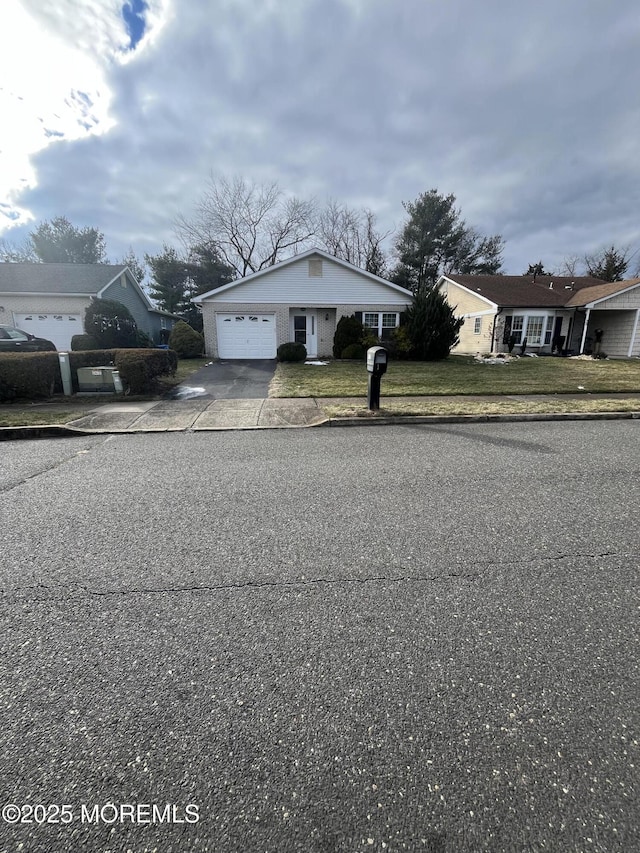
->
(166, 359, 277, 400)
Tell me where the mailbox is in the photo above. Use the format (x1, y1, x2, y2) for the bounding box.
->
(366, 346, 388, 376)
(366, 346, 388, 410)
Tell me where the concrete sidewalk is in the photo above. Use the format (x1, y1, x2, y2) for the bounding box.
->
(2, 392, 640, 440)
(65, 397, 328, 432)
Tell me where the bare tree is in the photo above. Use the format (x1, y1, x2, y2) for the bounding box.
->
(557, 255, 582, 276)
(0, 238, 38, 262)
(175, 176, 317, 278)
(317, 201, 391, 276)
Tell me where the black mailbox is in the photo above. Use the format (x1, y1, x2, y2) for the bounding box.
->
(366, 346, 388, 410)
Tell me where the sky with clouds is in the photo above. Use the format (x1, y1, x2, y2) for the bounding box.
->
(1, 0, 639, 276)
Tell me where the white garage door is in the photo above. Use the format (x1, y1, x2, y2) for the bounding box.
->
(216, 313, 276, 359)
(14, 313, 83, 351)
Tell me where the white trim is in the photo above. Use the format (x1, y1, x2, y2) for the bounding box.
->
(579, 308, 591, 353)
(0, 292, 93, 298)
(96, 267, 156, 310)
(437, 276, 499, 309)
(461, 308, 496, 318)
(628, 309, 640, 358)
(193, 249, 413, 303)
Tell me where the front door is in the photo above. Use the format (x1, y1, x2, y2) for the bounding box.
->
(292, 311, 317, 357)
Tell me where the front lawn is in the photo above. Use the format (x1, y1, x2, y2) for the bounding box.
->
(270, 355, 640, 397)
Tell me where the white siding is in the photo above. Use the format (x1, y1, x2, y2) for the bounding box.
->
(201, 256, 411, 306)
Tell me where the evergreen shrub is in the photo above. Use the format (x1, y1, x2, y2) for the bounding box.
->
(277, 342, 307, 362)
(168, 321, 204, 358)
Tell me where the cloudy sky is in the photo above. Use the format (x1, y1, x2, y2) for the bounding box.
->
(1, 0, 639, 276)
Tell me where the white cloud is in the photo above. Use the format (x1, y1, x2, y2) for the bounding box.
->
(1, 0, 639, 274)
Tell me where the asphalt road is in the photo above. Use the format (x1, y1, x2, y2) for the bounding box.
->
(0, 422, 638, 853)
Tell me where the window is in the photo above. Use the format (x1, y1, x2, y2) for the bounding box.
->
(525, 316, 544, 346)
(474, 317, 482, 335)
(544, 316, 556, 345)
(511, 315, 524, 344)
(506, 313, 554, 347)
(363, 312, 399, 341)
(294, 314, 306, 344)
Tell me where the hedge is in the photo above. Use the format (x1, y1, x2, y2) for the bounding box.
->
(0, 349, 178, 400)
(0, 352, 60, 401)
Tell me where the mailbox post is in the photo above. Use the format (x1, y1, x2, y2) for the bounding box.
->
(366, 346, 388, 410)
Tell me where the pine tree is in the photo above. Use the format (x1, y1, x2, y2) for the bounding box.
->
(405, 287, 463, 360)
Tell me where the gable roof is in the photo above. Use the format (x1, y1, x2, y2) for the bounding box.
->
(193, 248, 412, 302)
(441, 273, 632, 308)
(0, 261, 170, 314)
(566, 278, 640, 307)
(0, 262, 131, 295)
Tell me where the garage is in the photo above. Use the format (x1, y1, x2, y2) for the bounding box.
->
(14, 313, 83, 351)
(216, 313, 276, 359)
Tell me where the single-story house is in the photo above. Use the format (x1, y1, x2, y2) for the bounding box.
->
(192, 248, 413, 359)
(0, 262, 177, 350)
(438, 273, 640, 358)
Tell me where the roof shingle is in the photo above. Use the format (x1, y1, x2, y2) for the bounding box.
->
(444, 274, 637, 308)
(0, 263, 127, 294)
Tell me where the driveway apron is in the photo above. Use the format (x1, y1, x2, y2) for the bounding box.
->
(166, 359, 277, 400)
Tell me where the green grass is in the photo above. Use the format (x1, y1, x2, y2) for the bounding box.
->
(270, 356, 640, 398)
(0, 410, 85, 427)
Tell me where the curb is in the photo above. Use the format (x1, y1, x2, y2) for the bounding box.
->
(322, 411, 640, 427)
(0, 425, 95, 442)
(2, 410, 639, 440)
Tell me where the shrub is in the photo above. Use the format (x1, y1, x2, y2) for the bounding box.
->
(0, 352, 60, 401)
(112, 349, 177, 394)
(333, 315, 365, 358)
(71, 334, 100, 351)
(84, 298, 138, 348)
(135, 330, 154, 348)
(341, 343, 366, 359)
(387, 326, 413, 359)
(405, 287, 464, 360)
(168, 320, 204, 358)
(0, 348, 177, 400)
(67, 349, 177, 393)
(277, 342, 307, 362)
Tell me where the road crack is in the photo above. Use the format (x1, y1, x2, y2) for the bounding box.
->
(1, 551, 633, 602)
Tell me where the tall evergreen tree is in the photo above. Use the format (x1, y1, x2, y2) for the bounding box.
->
(584, 245, 629, 281)
(29, 216, 108, 263)
(405, 286, 464, 360)
(392, 190, 503, 291)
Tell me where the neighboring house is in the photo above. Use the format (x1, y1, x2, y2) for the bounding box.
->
(439, 274, 640, 358)
(193, 248, 413, 359)
(0, 263, 177, 349)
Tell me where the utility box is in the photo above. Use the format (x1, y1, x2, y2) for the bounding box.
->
(77, 366, 116, 392)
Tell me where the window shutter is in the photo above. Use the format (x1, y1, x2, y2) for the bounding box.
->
(399, 311, 407, 327)
(502, 315, 512, 344)
(355, 312, 362, 323)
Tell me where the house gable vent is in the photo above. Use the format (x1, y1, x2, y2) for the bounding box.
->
(308, 259, 323, 277)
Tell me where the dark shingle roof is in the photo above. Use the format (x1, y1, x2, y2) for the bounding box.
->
(0, 263, 127, 294)
(444, 274, 618, 307)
